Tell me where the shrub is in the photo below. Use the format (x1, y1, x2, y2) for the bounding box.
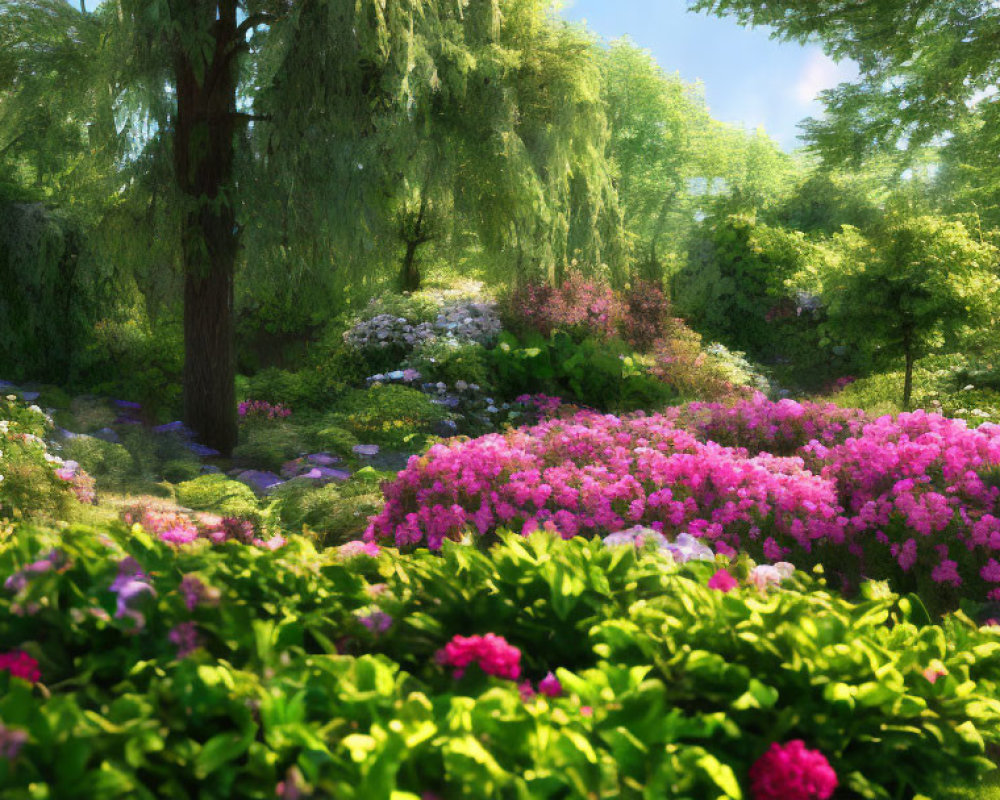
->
(650, 320, 752, 401)
(329, 385, 450, 449)
(173, 475, 260, 520)
(232, 421, 306, 471)
(405, 336, 491, 390)
(59, 436, 143, 492)
(160, 459, 202, 484)
(2, 525, 997, 799)
(619, 279, 671, 351)
(499, 275, 619, 342)
(312, 425, 359, 458)
(242, 367, 331, 411)
(366, 400, 1000, 614)
(273, 477, 384, 547)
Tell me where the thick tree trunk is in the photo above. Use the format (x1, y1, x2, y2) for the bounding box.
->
(399, 239, 422, 292)
(173, 1, 239, 455)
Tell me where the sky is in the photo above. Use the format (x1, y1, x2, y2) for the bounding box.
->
(559, 0, 858, 151)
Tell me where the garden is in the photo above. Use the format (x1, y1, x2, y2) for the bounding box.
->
(4, 0, 1000, 798)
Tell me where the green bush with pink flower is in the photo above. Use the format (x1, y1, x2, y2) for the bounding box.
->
(3, 523, 1000, 799)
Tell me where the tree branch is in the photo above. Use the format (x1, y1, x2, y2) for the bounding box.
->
(235, 11, 276, 41)
(231, 111, 272, 124)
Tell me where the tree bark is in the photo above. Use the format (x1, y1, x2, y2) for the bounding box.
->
(903, 342, 914, 410)
(173, 0, 239, 455)
(400, 239, 422, 292)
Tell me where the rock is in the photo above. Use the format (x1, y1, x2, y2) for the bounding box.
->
(200, 465, 223, 474)
(353, 444, 380, 458)
(113, 399, 143, 410)
(93, 427, 121, 444)
(185, 442, 221, 458)
(296, 467, 351, 485)
(307, 452, 341, 467)
(433, 419, 459, 437)
(236, 470, 284, 495)
(153, 421, 194, 437)
(20, 391, 40, 403)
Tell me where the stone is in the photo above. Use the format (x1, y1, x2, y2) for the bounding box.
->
(93, 427, 121, 444)
(353, 444, 380, 458)
(236, 470, 284, 495)
(307, 452, 341, 467)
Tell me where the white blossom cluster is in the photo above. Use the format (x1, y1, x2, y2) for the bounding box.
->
(344, 314, 436, 351)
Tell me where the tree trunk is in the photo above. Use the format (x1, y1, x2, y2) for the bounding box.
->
(173, 1, 239, 455)
(903, 346, 914, 410)
(399, 239, 422, 292)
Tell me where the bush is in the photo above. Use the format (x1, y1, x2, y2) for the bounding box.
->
(59, 437, 136, 492)
(273, 476, 384, 547)
(232, 421, 306, 471)
(619, 279, 671, 351)
(490, 331, 677, 412)
(650, 319, 754, 401)
(329, 385, 450, 450)
(242, 367, 330, 411)
(312, 425, 359, 458)
(1, 524, 998, 799)
(405, 336, 491, 389)
(499, 274, 619, 342)
(173, 475, 260, 520)
(367, 400, 1000, 614)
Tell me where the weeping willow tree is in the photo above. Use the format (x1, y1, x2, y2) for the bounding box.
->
(1, 0, 625, 450)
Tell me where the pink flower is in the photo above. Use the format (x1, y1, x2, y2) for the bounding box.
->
(437, 634, 521, 681)
(538, 671, 562, 697)
(0, 650, 40, 683)
(923, 666, 947, 684)
(708, 569, 738, 593)
(749, 740, 837, 800)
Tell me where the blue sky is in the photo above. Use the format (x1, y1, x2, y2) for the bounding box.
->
(560, 0, 858, 151)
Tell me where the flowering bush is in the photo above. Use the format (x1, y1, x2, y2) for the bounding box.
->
(619, 279, 671, 351)
(433, 301, 502, 345)
(367, 399, 1000, 611)
(500, 275, 620, 342)
(1, 526, 998, 798)
(329, 384, 451, 449)
(0, 398, 91, 519)
(650, 320, 755, 400)
(238, 399, 292, 421)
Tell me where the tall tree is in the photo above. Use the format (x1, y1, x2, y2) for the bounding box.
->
(692, 0, 1000, 170)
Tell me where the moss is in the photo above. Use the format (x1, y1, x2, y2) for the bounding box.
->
(59, 436, 135, 492)
(272, 480, 384, 547)
(329, 385, 449, 449)
(313, 425, 359, 458)
(232, 421, 306, 471)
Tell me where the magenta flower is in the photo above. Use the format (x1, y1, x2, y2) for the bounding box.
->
(708, 569, 738, 593)
(749, 741, 837, 800)
(0, 650, 40, 683)
(538, 671, 562, 697)
(437, 634, 521, 681)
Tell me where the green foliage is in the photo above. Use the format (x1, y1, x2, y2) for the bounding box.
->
(59, 437, 136, 493)
(312, 426, 360, 459)
(79, 318, 183, 421)
(0, 405, 73, 521)
(490, 331, 677, 411)
(173, 476, 260, 520)
(273, 473, 385, 547)
(0, 204, 104, 384)
(406, 338, 491, 390)
(329, 386, 450, 450)
(816, 212, 999, 406)
(2, 526, 999, 798)
(232, 422, 306, 473)
(241, 367, 331, 411)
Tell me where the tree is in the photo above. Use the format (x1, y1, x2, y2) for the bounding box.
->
(691, 0, 1000, 171)
(820, 212, 999, 408)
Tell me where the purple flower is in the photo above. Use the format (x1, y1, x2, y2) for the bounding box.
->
(110, 558, 156, 630)
(168, 622, 201, 657)
(356, 608, 393, 634)
(0, 723, 28, 761)
(538, 671, 562, 697)
(179, 575, 218, 610)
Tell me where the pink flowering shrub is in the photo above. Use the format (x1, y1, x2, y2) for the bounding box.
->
(366, 400, 1000, 609)
(122, 502, 282, 550)
(670, 395, 867, 456)
(619, 279, 671, 351)
(500, 274, 620, 342)
(365, 409, 842, 551)
(748, 741, 837, 800)
(436, 633, 521, 680)
(238, 399, 292, 421)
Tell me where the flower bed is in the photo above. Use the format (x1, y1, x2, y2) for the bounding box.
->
(366, 400, 1000, 610)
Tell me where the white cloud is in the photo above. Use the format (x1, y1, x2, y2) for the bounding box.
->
(793, 51, 855, 104)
